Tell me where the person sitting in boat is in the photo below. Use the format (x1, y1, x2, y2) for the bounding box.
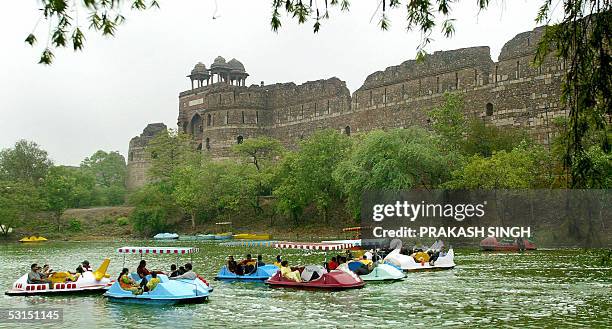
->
(239, 254, 257, 274)
(413, 250, 430, 263)
(145, 272, 161, 292)
(170, 263, 197, 280)
(256, 255, 265, 267)
(118, 268, 141, 294)
(280, 260, 301, 282)
(359, 255, 373, 268)
(137, 260, 151, 288)
(227, 256, 240, 274)
(336, 257, 350, 272)
(82, 260, 92, 271)
(327, 257, 339, 271)
(169, 264, 180, 278)
(27, 264, 50, 285)
(274, 255, 282, 267)
(41, 264, 54, 279)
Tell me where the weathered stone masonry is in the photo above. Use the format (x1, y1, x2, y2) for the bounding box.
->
(127, 26, 566, 189)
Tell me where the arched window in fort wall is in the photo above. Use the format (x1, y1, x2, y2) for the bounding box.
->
(128, 152, 134, 162)
(190, 113, 202, 136)
(486, 103, 494, 116)
(344, 126, 351, 136)
(205, 138, 210, 151)
(207, 113, 212, 126)
(237, 135, 244, 144)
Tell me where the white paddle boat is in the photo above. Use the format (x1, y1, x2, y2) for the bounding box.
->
(5, 259, 113, 296)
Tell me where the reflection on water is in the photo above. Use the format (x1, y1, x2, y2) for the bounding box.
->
(0, 241, 611, 328)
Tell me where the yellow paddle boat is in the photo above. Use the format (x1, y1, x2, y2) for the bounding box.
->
(19, 236, 48, 243)
(233, 233, 272, 240)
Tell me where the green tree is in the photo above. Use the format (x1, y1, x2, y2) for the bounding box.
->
(462, 119, 533, 158)
(128, 182, 178, 236)
(445, 142, 552, 189)
(274, 130, 351, 223)
(334, 127, 459, 218)
(0, 140, 52, 183)
(232, 136, 285, 210)
(43, 166, 78, 230)
(232, 136, 284, 171)
(428, 93, 467, 149)
(171, 164, 207, 229)
(81, 150, 127, 187)
(0, 181, 44, 237)
(81, 150, 127, 206)
(534, 3, 611, 188)
(146, 129, 202, 182)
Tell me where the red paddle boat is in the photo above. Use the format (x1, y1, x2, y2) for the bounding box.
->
(480, 236, 537, 251)
(264, 242, 365, 290)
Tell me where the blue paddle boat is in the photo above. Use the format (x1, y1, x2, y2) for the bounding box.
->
(104, 246, 212, 304)
(215, 264, 278, 281)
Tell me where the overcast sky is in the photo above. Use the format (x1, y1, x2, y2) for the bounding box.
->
(0, 1, 562, 166)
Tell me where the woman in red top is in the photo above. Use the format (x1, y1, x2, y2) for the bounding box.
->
(327, 257, 339, 270)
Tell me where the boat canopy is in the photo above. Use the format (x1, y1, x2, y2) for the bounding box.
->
(117, 247, 198, 254)
(273, 242, 354, 250)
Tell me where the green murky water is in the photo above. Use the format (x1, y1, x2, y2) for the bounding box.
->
(1, 241, 610, 328)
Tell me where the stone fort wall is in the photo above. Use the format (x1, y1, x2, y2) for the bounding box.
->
(127, 26, 566, 189)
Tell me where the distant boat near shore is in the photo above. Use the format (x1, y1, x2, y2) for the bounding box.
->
(19, 236, 48, 243)
(153, 233, 179, 240)
(480, 236, 537, 251)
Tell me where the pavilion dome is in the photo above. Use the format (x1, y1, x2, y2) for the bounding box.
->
(191, 62, 207, 75)
(228, 58, 246, 72)
(211, 56, 229, 69)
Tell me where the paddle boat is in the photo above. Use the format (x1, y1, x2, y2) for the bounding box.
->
(179, 234, 216, 241)
(216, 264, 279, 281)
(220, 240, 277, 247)
(213, 222, 233, 240)
(19, 236, 48, 243)
(104, 246, 212, 304)
(233, 233, 272, 240)
(480, 236, 537, 251)
(153, 233, 179, 240)
(357, 263, 405, 282)
(265, 242, 365, 290)
(5, 259, 112, 296)
(214, 232, 233, 240)
(384, 247, 455, 271)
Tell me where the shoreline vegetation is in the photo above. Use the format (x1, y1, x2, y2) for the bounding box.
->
(1, 94, 610, 243)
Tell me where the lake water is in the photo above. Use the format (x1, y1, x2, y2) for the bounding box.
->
(1, 241, 610, 328)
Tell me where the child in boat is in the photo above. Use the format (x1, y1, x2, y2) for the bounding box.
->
(280, 260, 302, 282)
(274, 255, 282, 267)
(146, 272, 161, 292)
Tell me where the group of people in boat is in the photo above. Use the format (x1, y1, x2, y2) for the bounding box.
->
(398, 246, 447, 265)
(118, 260, 199, 295)
(225, 254, 266, 275)
(327, 252, 374, 275)
(27, 260, 93, 286)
